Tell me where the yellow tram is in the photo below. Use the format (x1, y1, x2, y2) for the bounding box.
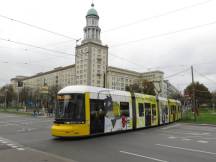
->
(51, 85, 181, 137)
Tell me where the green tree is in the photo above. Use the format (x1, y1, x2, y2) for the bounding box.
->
(184, 82, 212, 105)
(142, 80, 156, 96)
(48, 85, 62, 109)
(168, 91, 183, 101)
(0, 84, 16, 107)
(126, 83, 141, 93)
(212, 91, 216, 105)
(19, 87, 32, 105)
(126, 80, 156, 95)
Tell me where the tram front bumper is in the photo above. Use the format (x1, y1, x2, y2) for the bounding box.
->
(51, 123, 89, 137)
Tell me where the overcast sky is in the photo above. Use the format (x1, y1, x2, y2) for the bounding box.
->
(0, 0, 216, 92)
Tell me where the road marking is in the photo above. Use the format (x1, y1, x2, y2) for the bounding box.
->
(17, 128, 37, 133)
(184, 132, 210, 136)
(10, 145, 19, 148)
(17, 128, 26, 132)
(168, 136, 176, 139)
(197, 140, 208, 144)
(120, 150, 169, 162)
(27, 147, 78, 162)
(161, 124, 180, 130)
(182, 138, 191, 141)
(0, 136, 25, 151)
(1, 141, 8, 144)
(202, 137, 216, 140)
(0, 118, 52, 127)
(27, 128, 36, 131)
(0, 115, 16, 119)
(156, 144, 216, 155)
(16, 148, 25, 151)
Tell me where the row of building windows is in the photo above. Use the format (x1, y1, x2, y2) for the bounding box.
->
(112, 76, 135, 84)
(76, 69, 88, 74)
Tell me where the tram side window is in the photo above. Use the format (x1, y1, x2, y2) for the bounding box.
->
(138, 103, 144, 117)
(152, 104, 156, 116)
(120, 102, 129, 117)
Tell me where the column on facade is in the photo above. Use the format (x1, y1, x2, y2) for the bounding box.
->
(96, 29, 98, 40)
(93, 28, 95, 40)
(94, 28, 96, 40)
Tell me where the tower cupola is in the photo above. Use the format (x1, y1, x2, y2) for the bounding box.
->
(82, 3, 101, 44)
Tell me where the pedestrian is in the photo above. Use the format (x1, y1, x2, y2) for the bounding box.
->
(33, 108, 37, 117)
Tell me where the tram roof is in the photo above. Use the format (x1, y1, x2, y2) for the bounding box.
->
(158, 96, 168, 101)
(58, 85, 131, 96)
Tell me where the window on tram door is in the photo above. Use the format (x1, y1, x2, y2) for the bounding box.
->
(144, 103, 151, 126)
(165, 106, 168, 115)
(120, 102, 129, 117)
(171, 106, 175, 114)
(138, 103, 144, 117)
(174, 106, 176, 113)
(144, 103, 151, 115)
(170, 106, 173, 114)
(152, 104, 156, 116)
(90, 99, 104, 116)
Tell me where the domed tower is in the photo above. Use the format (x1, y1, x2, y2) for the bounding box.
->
(75, 3, 108, 87)
(82, 3, 101, 44)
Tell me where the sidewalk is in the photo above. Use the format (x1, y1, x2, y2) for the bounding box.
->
(0, 108, 55, 118)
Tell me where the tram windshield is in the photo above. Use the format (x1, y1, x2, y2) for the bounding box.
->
(55, 94, 85, 123)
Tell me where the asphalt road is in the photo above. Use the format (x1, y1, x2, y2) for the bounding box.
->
(0, 113, 216, 162)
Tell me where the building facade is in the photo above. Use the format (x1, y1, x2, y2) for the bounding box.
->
(17, 65, 76, 90)
(10, 4, 179, 97)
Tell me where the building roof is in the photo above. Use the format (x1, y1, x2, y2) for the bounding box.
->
(141, 70, 164, 75)
(86, 3, 98, 17)
(107, 66, 140, 76)
(107, 66, 164, 77)
(22, 64, 75, 81)
(10, 76, 27, 81)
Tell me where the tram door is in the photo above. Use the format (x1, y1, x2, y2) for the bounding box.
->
(144, 103, 151, 127)
(173, 105, 176, 121)
(90, 99, 105, 134)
